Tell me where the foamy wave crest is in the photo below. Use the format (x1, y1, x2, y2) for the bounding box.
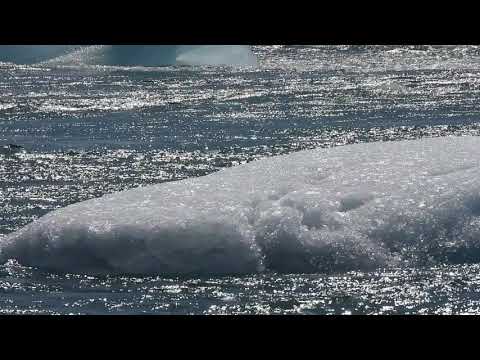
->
(3, 137, 480, 276)
(0, 45, 257, 67)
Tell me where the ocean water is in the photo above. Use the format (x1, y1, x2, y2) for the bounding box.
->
(2, 45, 480, 314)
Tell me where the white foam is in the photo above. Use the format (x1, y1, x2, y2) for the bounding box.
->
(3, 136, 480, 275)
(0, 103, 15, 111)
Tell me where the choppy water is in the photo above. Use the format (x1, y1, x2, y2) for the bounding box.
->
(2, 45, 480, 314)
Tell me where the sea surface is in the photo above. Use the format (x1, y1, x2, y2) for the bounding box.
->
(2, 45, 480, 314)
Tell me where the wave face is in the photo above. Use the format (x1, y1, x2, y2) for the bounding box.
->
(0, 45, 257, 67)
(3, 137, 480, 276)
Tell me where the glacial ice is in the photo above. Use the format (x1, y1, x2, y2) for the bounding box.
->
(3, 136, 480, 275)
(0, 45, 257, 67)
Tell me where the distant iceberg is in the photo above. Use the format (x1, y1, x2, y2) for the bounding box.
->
(3, 136, 480, 276)
(0, 45, 79, 64)
(0, 45, 257, 67)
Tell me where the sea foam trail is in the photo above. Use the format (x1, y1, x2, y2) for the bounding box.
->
(0, 45, 257, 67)
(3, 136, 480, 276)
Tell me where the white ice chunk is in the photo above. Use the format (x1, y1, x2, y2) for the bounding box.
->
(3, 136, 480, 275)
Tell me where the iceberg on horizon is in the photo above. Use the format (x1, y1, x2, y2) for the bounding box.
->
(0, 45, 257, 67)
